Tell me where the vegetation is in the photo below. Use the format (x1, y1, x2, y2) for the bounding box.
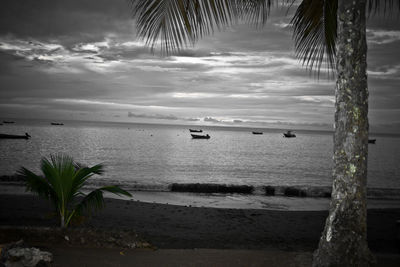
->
(19, 154, 132, 228)
(129, 0, 398, 265)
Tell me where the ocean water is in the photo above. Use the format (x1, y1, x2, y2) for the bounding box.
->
(1, 120, 399, 192)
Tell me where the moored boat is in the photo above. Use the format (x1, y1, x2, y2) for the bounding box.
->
(252, 131, 263, 135)
(283, 130, 296, 138)
(189, 129, 203, 133)
(3, 121, 15, 124)
(368, 139, 376, 144)
(0, 133, 31, 139)
(191, 134, 210, 139)
(51, 122, 64, 125)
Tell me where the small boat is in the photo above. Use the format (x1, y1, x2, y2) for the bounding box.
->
(283, 130, 296, 138)
(0, 133, 31, 139)
(252, 131, 263, 135)
(51, 122, 64, 126)
(189, 129, 203, 133)
(3, 121, 15, 124)
(368, 139, 376, 144)
(191, 134, 210, 139)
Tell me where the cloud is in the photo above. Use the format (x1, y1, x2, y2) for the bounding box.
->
(367, 29, 400, 45)
(0, 0, 399, 132)
(204, 117, 221, 123)
(127, 111, 199, 122)
(128, 112, 178, 120)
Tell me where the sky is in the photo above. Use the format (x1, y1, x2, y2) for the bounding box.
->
(0, 0, 399, 132)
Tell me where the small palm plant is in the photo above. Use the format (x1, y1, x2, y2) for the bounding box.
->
(18, 154, 132, 228)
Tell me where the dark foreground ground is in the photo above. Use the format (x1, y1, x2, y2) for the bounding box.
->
(1, 194, 400, 266)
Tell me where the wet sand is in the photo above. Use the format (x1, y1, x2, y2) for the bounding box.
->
(1, 194, 399, 253)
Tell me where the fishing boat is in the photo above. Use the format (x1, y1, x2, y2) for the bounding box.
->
(0, 133, 31, 139)
(191, 134, 210, 139)
(51, 122, 64, 125)
(283, 130, 296, 138)
(252, 131, 263, 135)
(368, 139, 376, 144)
(189, 129, 203, 133)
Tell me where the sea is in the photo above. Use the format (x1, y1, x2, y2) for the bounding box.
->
(1, 119, 400, 209)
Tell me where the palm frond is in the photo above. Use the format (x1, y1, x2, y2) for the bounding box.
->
(75, 189, 105, 216)
(367, 0, 400, 16)
(71, 163, 104, 197)
(129, 0, 273, 53)
(291, 0, 337, 76)
(41, 154, 77, 207)
(19, 167, 52, 199)
(98, 185, 132, 197)
(75, 185, 132, 216)
(291, 0, 399, 76)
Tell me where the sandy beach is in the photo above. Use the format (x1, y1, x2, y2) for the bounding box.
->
(1, 194, 399, 254)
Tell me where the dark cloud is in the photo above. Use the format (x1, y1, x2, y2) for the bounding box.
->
(0, 0, 132, 40)
(0, 1, 399, 132)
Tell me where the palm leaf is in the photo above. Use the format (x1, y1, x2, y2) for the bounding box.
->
(75, 186, 132, 216)
(291, 0, 399, 75)
(129, 0, 274, 53)
(71, 163, 104, 198)
(19, 167, 52, 199)
(367, 0, 400, 15)
(130, 0, 398, 76)
(19, 167, 60, 209)
(291, 0, 337, 75)
(41, 154, 77, 208)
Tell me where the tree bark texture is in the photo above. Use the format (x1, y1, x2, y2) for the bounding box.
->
(312, 0, 374, 266)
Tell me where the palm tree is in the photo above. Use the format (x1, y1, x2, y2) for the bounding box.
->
(19, 154, 132, 228)
(129, 0, 398, 265)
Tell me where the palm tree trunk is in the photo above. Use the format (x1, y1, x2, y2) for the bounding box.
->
(312, 0, 374, 266)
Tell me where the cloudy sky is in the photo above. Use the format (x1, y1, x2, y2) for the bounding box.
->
(0, 0, 399, 132)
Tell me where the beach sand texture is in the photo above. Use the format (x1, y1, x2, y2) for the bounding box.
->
(1, 194, 399, 253)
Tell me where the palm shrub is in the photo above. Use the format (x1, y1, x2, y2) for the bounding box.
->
(19, 154, 132, 228)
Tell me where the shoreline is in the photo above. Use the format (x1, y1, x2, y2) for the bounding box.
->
(1, 194, 400, 253)
(1, 184, 400, 211)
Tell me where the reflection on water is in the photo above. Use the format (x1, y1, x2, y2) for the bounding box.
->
(0, 120, 399, 189)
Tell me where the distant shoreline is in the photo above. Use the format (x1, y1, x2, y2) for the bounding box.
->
(2, 117, 399, 136)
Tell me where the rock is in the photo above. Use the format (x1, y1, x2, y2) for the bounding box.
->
(0, 240, 52, 267)
(4, 247, 52, 267)
(126, 243, 136, 249)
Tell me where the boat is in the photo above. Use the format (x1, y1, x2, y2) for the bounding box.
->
(51, 122, 64, 125)
(3, 121, 15, 124)
(252, 131, 263, 135)
(283, 130, 296, 138)
(0, 133, 31, 139)
(189, 129, 203, 133)
(191, 134, 210, 139)
(368, 139, 376, 144)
